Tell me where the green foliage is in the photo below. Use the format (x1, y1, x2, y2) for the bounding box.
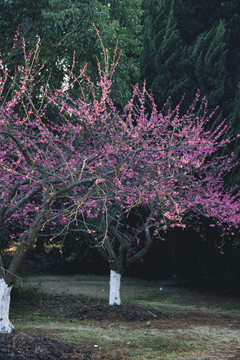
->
(140, 0, 240, 184)
(0, 0, 143, 105)
(230, 83, 240, 142)
(141, 1, 230, 109)
(151, 0, 192, 107)
(0, 0, 49, 65)
(141, 0, 240, 109)
(188, 20, 228, 106)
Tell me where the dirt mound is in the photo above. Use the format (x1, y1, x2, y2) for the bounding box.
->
(66, 303, 162, 322)
(0, 305, 162, 359)
(0, 332, 96, 360)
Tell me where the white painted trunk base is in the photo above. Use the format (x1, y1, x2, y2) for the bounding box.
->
(0, 279, 14, 333)
(109, 270, 121, 305)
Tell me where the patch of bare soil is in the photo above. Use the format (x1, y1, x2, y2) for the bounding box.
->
(126, 311, 240, 330)
(4, 271, 240, 360)
(0, 303, 162, 360)
(0, 332, 96, 360)
(65, 303, 163, 322)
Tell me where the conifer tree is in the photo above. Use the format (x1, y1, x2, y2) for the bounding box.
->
(151, 0, 192, 107)
(188, 20, 227, 106)
(140, 0, 240, 113)
(140, 0, 240, 184)
(227, 83, 240, 186)
(140, 0, 160, 89)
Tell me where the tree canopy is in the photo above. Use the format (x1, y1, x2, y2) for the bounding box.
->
(0, 0, 143, 105)
(0, 38, 239, 313)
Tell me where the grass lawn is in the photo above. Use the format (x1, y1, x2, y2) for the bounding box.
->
(7, 274, 240, 359)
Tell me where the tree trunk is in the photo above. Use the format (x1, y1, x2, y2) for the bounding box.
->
(98, 225, 153, 306)
(109, 270, 121, 305)
(0, 278, 14, 333)
(5, 210, 46, 287)
(0, 208, 48, 333)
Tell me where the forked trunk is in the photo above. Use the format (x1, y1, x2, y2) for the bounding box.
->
(0, 278, 14, 333)
(109, 270, 121, 305)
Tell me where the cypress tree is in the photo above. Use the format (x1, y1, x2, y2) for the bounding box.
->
(140, 0, 240, 184)
(227, 83, 240, 186)
(140, 0, 160, 89)
(141, 1, 229, 110)
(188, 20, 228, 107)
(141, 0, 193, 108)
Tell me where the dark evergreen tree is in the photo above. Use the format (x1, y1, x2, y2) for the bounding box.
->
(151, 0, 192, 107)
(227, 83, 240, 186)
(140, 0, 240, 184)
(140, 0, 160, 89)
(188, 20, 228, 107)
(141, 0, 240, 111)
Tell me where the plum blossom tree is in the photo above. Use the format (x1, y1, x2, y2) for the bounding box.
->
(0, 34, 240, 332)
(0, 36, 123, 331)
(69, 88, 240, 305)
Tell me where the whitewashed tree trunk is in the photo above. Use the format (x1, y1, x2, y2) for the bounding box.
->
(109, 270, 121, 305)
(0, 278, 14, 333)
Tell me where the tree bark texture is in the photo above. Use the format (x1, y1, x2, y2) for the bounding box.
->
(0, 278, 14, 333)
(109, 270, 121, 305)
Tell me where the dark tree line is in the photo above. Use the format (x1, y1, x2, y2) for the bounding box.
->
(140, 0, 240, 185)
